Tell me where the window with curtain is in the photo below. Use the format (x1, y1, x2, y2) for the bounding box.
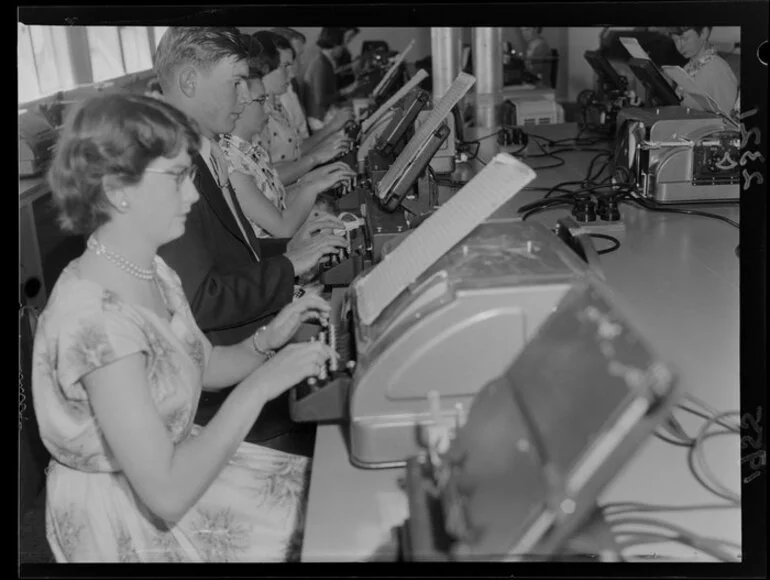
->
(18, 24, 39, 103)
(86, 26, 126, 83)
(153, 27, 169, 47)
(18, 24, 75, 103)
(18, 24, 170, 106)
(119, 27, 153, 73)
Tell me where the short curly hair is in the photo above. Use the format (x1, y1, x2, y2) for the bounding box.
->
(47, 92, 202, 235)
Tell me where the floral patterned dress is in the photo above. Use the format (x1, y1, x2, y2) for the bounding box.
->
(254, 99, 304, 165)
(31, 256, 310, 562)
(280, 85, 310, 141)
(219, 133, 288, 239)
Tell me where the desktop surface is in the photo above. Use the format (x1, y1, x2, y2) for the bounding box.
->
(302, 123, 739, 562)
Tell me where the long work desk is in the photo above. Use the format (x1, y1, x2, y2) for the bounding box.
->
(301, 122, 741, 562)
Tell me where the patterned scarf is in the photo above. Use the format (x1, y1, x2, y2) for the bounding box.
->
(683, 44, 718, 77)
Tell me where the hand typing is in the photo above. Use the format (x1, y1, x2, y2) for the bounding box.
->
(291, 213, 347, 245)
(285, 230, 349, 277)
(331, 107, 354, 132)
(314, 134, 353, 165)
(263, 294, 332, 350)
(249, 341, 337, 401)
(302, 161, 356, 195)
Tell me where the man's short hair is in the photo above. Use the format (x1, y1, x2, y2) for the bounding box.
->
(270, 27, 306, 44)
(153, 27, 249, 94)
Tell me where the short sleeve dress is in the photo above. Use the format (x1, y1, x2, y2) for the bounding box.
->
(219, 133, 289, 240)
(253, 99, 303, 165)
(31, 255, 310, 562)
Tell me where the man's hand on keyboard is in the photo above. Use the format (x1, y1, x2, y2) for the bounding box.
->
(303, 162, 356, 195)
(291, 213, 347, 247)
(329, 106, 355, 132)
(286, 231, 350, 277)
(313, 133, 353, 165)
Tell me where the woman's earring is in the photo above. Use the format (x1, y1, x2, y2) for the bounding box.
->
(119, 200, 129, 210)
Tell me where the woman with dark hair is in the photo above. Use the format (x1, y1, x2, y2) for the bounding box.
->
(33, 92, 337, 561)
(250, 30, 354, 186)
(668, 26, 738, 114)
(303, 27, 360, 130)
(270, 27, 311, 139)
(335, 27, 360, 91)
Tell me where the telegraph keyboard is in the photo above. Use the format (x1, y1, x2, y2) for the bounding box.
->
(289, 287, 356, 422)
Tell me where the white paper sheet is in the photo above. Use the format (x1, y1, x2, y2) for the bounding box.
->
(661, 65, 724, 114)
(355, 153, 536, 326)
(619, 37, 651, 60)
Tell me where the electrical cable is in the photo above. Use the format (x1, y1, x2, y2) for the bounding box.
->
(610, 518, 740, 546)
(621, 192, 739, 229)
(686, 429, 741, 504)
(614, 532, 740, 562)
(683, 394, 741, 431)
(643, 403, 742, 504)
(608, 517, 742, 552)
(653, 431, 693, 447)
(543, 180, 585, 199)
(677, 401, 740, 433)
(602, 502, 742, 562)
(690, 412, 742, 504)
(521, 201, 574, 221)
(588, 233, 620, 255)
(600, 500, 737, 516)
(462, 130, 501, 145)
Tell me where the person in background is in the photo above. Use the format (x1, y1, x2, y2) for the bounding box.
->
(269, 27, 311, 139)
(668, 26, 738, 114)
(153, 27, 348, 454)
(219, 36, 356, 240)
(520, 27, 552, 86)
(303, 27, 359, 132)
(270, 28, 356, 155)
(251, 31, 354, 187)
(335, 27, 360, 92)
(34, 92, 337, 561)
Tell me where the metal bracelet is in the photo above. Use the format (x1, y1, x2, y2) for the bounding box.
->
(252, 326, 276, 358)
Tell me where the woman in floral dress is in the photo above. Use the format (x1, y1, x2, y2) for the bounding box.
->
(31, 92, 337, 562)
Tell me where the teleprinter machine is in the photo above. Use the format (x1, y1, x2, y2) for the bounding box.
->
(400, 276, 681, 560)
(612, 105, 740, 204)
(317, 117, 450, 287)
(318, 73, 476, 287)
(292, 154, 615, 471)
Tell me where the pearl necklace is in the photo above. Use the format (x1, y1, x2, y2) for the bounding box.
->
(87, 236, 156, 281)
